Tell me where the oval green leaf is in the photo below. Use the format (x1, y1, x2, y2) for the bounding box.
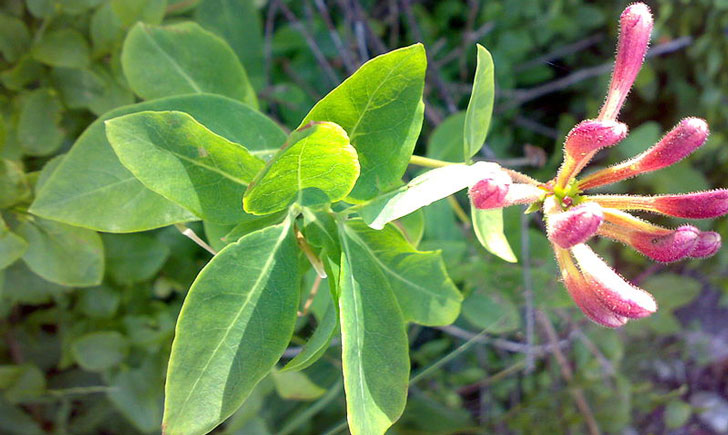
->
(301, 44, 426, 202)
(121, 22, 257, 108)
(463, 44, 495, 161)
(30, 94, 285, 233)
(338, 223, 409, 435)
(244, 122, 359, 215)
(470, 204, 517, 263)
(164, 218, 299, 435)
(106, 111, 265, 224)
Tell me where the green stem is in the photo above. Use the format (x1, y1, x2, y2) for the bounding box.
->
(408, 154, 456, 168)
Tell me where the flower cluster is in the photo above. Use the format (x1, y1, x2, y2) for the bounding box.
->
(469, 3, 728, 327)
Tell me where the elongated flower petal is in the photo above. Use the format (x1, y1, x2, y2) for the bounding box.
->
(599, 210, 699, 262)
(571, 244, 657, 318)
(554, 247, 628, 327)
(588, 189, 728, 219)
(555, 120, 628, 187)
(547, 201, 604, 248)
(599, 3, 653, 121)
(690, 231, 721, 258)
(580, 118, 709, 189)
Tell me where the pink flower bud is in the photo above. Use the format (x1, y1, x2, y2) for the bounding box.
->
(651, 189, 728, 219)
(629, 225, 700, 263)
(599, 3, 653, 121)
(469, 172, 511, 209)
(571, 244, 657, 319)
(564, 120, 629, 158)
(555, 247, 628, 327)
(580, 118, 710, 190)
(548, 202, 604, 248)
(689, 231, 721, 258)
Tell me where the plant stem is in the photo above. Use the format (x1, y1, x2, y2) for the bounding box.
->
(448, 196, 471, 227)
(408, 154, 456, 168)
(174, 224, 217, 255)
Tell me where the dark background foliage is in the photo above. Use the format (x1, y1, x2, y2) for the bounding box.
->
(1, 0, 727, 433)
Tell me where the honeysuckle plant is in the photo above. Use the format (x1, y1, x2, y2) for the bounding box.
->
(17, 2, 724, 435)
(469, 3, 727, 327)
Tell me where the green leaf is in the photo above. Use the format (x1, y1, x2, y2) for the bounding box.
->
(244, 122, 359, 215)
(359, 162, 500, 230)
(271, 370, 325, 401)
(17, 89, 65, 157)
(0, 397, 43, 435)
(338, 223, 409, 434)
(281, 304, 338, 372)
(426, 112, 465, 162)
(33, 29, 90, 68)
(108, 358, 164, 433)
(111, 0, 166, 27)
(121, 22, 257, 108)
(1, 262, 68, 305)
(50, 67, 134, 116)
(90, 2, 125, 56)
(194, 0, 265, 90)
(343, 220, 462, 326)
(58, 0, 106, 15)
(102, 233, 170, 285)
(106, 111, 265, 224)
(463, 44, 495, 161)
(164, 218, 299, 435)
(71, 331, 129, 371)
(0, 159, 30, 209)
(640, 274, 701, 311)
(301, 44, 426, 202)
(16, 217, 104, 287)
(77, 285, 120, 318)
(462, 289, 520, 333)
(30, 94, 285, 233)
(471, 205, 517, 263)
(394, 209, 424, 247)
(1, 364, 45, 403)
(0, 216, 27, 270)
(0, 13, 30, 63)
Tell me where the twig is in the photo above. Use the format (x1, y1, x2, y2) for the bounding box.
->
(175, 224, 217, 255)
(294, 226, 327, 278)
(436, 325, 571, 356)
(456, 359, 527, 395)
(448, 196, 471, 227)
(513, 115, 559, 139)
(501, 36, 693, 111)
(459, 0, 480, 80)
(514, 33, 604, 73)
(312, 0, 356, 74)
(521, 212, 535, 373)
(277, 0, 341, 86)
(388, 0, 400, 47)
(535, 310, 601, 435)
(433, 22, 495, 68)
(298, 275, 322, 317)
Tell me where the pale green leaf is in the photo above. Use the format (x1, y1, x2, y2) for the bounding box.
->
(106, 111, 265, 224)
(281, 304, 337, 372)
(0, 13, 30, 62)
(108, 358, 164, 433)
(102, 233, 170, 285)
(0, 216, 27, 270)
(71, 331, 129, 372)
(33, 29, 90, 68)
(463, 44, 495, 161)
(17, 89, 65, 157)
(77, 285, 120, 318)
(462, 290, 520, 333)
(471, 205, 517, 263)
(30, 94, 285, 233)
(194, 0, 265, 89)
(427, 112, 465, 162)
(343, 220, 462, 326)
(271, 370, 325, 401)
(121, 22, 257, 108)
(244, 122, 359, 215)
(1, 262, 68, 305)
(301, 44, 426, 202)
(111, 0, 166, 27)
(338, 224, 409, 435)
(164, 219, 299, 435)
(16, 217, 104, 287)
(359, 161, 500, 230)
(0, 159, 30, 209)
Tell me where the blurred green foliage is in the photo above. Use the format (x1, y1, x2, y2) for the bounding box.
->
(1, 0, 727, 433)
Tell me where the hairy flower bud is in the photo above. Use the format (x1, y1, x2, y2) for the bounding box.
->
(469, 172, 511, 209)
(689, 231, 721, 258)
(555, 247, 629, 327)
(650, 189, 728, 219)
(548, 202, 604, 249)
(599, 3, 653, 121)
(580, 118, 710, 190)
(571, 244, 657, 318)
(564, 120, 629, 158)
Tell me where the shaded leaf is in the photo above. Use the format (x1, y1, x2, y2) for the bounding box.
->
(33, 29, 89, 68)
(108, 358, 164, 433)
(0, 13, 30, 62)
(282, 304, 338, 372)
(17, 89, 65, 157)
(16, 217, 104, 287)
(271, 370, 325, 401)
(106, 111, 265, 224)
(164, 219, 299, 435)
(103, 233, 170, 285)
(0, 216, 27, 270)
(31, 94, 284, 232)
(111, 0, 166, 27)
(471, 204, 517, 263)
(301, 44, 426, 202)
(71, 331, 129, 371)
(121, 22, 257, 107)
